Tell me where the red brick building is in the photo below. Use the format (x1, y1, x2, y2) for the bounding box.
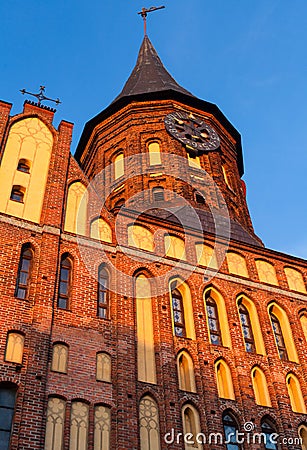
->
(0, 36, 306, 450)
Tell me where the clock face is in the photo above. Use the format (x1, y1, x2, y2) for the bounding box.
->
(164, 111, 220, 156)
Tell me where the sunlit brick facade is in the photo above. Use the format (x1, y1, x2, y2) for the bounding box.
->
(0, 36, 307, 450)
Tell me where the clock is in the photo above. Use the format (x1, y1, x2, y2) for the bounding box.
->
(164, 111, 220, 156)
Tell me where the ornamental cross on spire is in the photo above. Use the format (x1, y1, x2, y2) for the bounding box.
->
(138, 6, 165, 36)
(20, 85, 61, 107)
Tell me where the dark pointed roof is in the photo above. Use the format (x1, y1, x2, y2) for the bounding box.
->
(75, 38, 244, 177)
(113, 36, 193, 101)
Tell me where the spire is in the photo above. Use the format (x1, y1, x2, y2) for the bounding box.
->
(113, 36, 193, 102)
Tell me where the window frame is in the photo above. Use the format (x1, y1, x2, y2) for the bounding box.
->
(17, 159, 31, 173)
(152, 186, 165, 202)
(51, 342, 69, 374)
(270, 310, 288, 361)
(98, 266, 109, 319)
(171, 283, 186, 338)
(113, 152, 124, 180)
(206, 295, 222, 345)
(5, 331, 25, 364)
(238, 302, 256, 353)
(15, 245, 33, 300)
(222, 412, 241, 450)
(10, 185, 25, 203)
(57, 255, 72, 310)
(0, 382, 18, 449)
(261, 417, 278, 450)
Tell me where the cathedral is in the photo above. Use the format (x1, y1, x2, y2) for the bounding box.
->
(0, 32, 307, 450)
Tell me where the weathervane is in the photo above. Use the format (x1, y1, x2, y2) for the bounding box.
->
(138, 6, 165, 36)
(20, 85, 61, 107)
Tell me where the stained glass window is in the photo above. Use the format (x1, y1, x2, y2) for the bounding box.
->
(223, 413, 241, 450)
(206, 296, 222, 345)
(270, 312, 288, 361)
(239, 303, 255, 353)
(261, 419, 278, 450)
(171, 284, 186, 338)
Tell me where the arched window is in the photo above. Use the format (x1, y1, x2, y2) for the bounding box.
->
(222, 412, 241, 450)
(148, 142, 161, 166)
(195, 244, 218, 269)
(139, 396, 160, 450)
(17, 158, 31, 173)
(90, 218, 112, 243)
(44, 397, 66, 450)
(114, 153, 124, 180)
(300, 313, 307, 343)
(170, 280, 195, 340)
(237, 295, 266, 355)
(98, 266, 109, 319)
(136, 275, 157, 384)
(284, 267, 306, 293)
(268, 303, 298, 363)
(204, 288, 231, 348)
(171, 285, 186, 338)
(238, 303, 255, 353)
(182, 404, 203, 450)
(10, 185, 25, 203)
(206, 295, 222, 345)
(64, 182, 88, 236)
(51, 343, 68, 373)
(5, 331, 24, 364)
(215, 360, 235, 400)
(177, 351, 196, 393)
(256, 260, 278, 286)
(286, 374, 307, 414)
(70, 401, 89, 450)
(58, 255, 72, 310)
(251, 367, 271, 407)
(165, 234, 186, 260)
(15, 244, 34, 299)
(152, 186, 164, 202)
(261, 417, 278, 450)
(128, 224, 154, 252)
(270, 311, 288, 360)
(298, 424, 307, 450)
(226, 252, 249, 277)
(188, 153, 201, 169)
(96, 352, 111, 382)
(0, 382, 18, 450)
(94, 405, 111, 450)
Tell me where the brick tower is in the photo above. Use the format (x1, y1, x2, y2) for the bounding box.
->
(0, 36, 306, 450)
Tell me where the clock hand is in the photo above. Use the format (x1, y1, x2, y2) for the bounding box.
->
(174, 117, 184, 125)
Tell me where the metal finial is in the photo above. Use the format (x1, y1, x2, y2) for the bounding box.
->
(138, 6, 165, 36)
(20, 85, 61, 107)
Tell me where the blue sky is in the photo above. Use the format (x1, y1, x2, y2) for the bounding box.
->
(1, 0, 306, 259)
